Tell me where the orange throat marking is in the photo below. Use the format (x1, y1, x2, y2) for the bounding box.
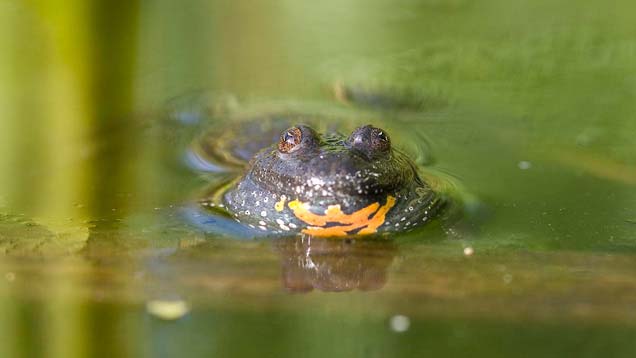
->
(287, 196, 396, 237)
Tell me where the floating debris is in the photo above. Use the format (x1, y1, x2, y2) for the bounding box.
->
(389, 315, 411, 333)
(463, 246, 474, 256)
(518, 161, 532, 170)
(146, 299, 190, 320)
(503, 273, 513, 285)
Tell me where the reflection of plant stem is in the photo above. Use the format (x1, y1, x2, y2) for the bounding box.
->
(555, 150, 636, 186)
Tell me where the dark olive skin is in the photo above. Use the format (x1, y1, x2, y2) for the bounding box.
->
(222, 124, 442, 237)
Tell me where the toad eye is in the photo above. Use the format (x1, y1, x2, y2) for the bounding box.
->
(347, 125, 391, 157)
(376, 130, 389, 143)
(278, 127, 303, 153)
(371, 128, 391, 150)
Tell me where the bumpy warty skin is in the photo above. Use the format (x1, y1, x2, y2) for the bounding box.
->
(223, 128, 443, 237)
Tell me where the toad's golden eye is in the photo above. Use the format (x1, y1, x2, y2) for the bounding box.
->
(278, 127, 303, 153)
(370, 127, 391, 152)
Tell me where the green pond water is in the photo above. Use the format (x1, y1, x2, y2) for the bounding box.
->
(1, 0, 636, 357)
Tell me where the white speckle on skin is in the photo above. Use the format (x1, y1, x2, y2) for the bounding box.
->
(288, 223, 297, 229)
(259, 220, 266, 226)
(260, 211, 267, 217)
(259, 226, 267, 231)
(309, 177, 325, 186)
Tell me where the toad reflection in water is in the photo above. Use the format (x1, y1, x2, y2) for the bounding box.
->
(275, 236, 396, 292)
(151, 236, 398, 293)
